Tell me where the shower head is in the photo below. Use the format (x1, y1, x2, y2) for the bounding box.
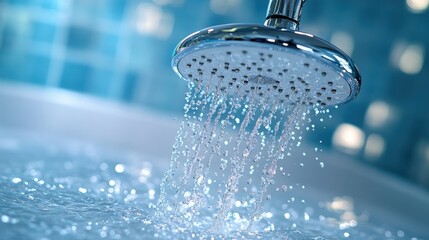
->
(172, 0, 361, 106)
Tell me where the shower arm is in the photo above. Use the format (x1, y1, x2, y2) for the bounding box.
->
(264, 0, 306, 31)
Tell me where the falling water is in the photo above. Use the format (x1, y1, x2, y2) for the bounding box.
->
(156, 74, 315, 233)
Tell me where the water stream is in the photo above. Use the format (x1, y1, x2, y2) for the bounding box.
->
(156, 77, 311, 231)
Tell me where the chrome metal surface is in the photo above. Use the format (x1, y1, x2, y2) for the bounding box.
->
(265, 0, 307, 30)
(172, 24, 361, 106)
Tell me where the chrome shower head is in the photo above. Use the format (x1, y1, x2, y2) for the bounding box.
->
(172, 0, 361, 106)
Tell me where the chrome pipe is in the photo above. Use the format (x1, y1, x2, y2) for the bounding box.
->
(264, 0, 306, 30)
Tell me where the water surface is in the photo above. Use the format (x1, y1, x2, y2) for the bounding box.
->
(0, 130, 424, 239)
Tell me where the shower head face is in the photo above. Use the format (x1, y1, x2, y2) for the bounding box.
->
(172, 24, 361, 106)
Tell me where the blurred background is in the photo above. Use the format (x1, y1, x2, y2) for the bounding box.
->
(0, 0, 428, 189)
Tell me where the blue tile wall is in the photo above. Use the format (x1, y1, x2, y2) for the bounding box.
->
(121, 71, 139, 102)
(30, 21, 56, 43)
(23, 53, 50, 85)
(66, 26, 96, 50)
(0, 52, 24, 81)
(59, 61, 92, 92)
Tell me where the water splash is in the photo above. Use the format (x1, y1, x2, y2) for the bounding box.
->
(156, 75, 318, 233)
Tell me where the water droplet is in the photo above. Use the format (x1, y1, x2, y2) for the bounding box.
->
(242, 148, 250, 158)
(1, 215, 10, 223)
(100, 163, 108, 171)
(115, 164, 125, 173)
(12, 177, 21, 184)
(304, 212, 310, 221)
